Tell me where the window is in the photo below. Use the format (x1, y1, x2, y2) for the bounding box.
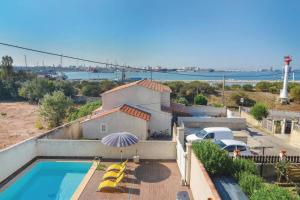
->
(237, 145, 247, 151)
(224, 145, 236, 152)
(205, 132, 215, 139)
(100, 123, 107, 133)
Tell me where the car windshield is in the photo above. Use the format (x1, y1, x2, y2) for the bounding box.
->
(196, 130, 207, 138)
(215, 140, 227, 148)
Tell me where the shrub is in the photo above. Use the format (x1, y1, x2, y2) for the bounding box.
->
(242, 84, 254, 92)
(81, 84, 101, 97)
(194, 94, 208, 105)
(239, 172, 263, 196)
(35, 119, 43, 130)
(250, 103, 268, 121)
(269, 86, 279, 94)
(255, 81, 271, 92)
(176, 97, 188, 105)
(68, 101, 101, 121)
(192, 141, 232, 176)
(250, 184, 298, 200)
(291, 86, 300, 102)
(39, 91, 73, 128)
(230, 92, 256, 107)
(232, 158, 257, 179)
(230, 84, 241, 90)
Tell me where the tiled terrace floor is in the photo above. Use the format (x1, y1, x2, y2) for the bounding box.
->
(79, 161, 193, 200)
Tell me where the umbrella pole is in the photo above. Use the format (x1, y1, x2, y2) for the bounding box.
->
(121, 149, 123, 162)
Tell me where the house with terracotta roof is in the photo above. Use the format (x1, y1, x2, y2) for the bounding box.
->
(81, 80, 172, 140)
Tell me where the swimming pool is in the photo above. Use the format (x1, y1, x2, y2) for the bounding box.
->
(0, 161, 92, 200)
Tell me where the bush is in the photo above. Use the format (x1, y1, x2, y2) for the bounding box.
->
(242, 84, 254, 92)
(255, 81, 271, 92)
(232, 158, 257, 179)
(192, 141, 232, 176)
(290, 86, 300, 102)
(35, 119, 43, 130)
(250, 103, 268, 121)
(39, 91, 73, 128)
(250, 184, 298, 200)
(68, 101, 101, 121)
(176, 97, 188, 105)
(194, 94, 208, 105)
(81, 84, 101, 97)
(269, 86, 279, 94)
(230, 84, 241, 90)
(239, 172, 263, 196)
(230, 92, 256, 107)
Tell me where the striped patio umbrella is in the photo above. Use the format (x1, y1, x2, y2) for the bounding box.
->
(101, 132, 139, 160)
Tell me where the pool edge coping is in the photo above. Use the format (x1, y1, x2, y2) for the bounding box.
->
(71, 161, 97, 200)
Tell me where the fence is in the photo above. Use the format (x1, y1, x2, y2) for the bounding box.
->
(239, 155, 300, 164)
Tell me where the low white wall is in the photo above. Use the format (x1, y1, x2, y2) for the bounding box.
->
(179, 117, 246, 130)
(39, 120, 82, 139)
(37, 139, 176, 160)
(0, 139, 37, 183)
(190, 152, 221, 200)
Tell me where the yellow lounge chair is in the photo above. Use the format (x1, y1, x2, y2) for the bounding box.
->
(102, 165, 125, 180)
(98, 173, 125, 192)
(106, 159, 128, 171)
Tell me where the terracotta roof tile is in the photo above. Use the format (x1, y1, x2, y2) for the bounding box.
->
(91, 104, 151, 121)
(102, 79, 171, 95)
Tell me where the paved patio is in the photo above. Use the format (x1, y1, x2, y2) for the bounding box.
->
(79, 161, 193, 200)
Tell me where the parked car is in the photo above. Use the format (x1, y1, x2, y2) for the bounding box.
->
(215, 139, 252, 156)
(186, 127, 233, 143)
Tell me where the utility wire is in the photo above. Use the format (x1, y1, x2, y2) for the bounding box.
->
(0, 42, 283, 79)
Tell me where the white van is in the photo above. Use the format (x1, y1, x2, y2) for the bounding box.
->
(186, 127, 233, 143)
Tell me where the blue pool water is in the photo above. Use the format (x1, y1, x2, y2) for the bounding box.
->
(0, 161, 92, 200)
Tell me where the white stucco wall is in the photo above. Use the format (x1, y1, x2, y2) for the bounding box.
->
(102, 86, 162, 111)
(37, 139, 176, 160)
(161, 91, 171, 107)
(81, 111, 148, 140)
(0, 138, 37, 182)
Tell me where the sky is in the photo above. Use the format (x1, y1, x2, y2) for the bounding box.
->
(0, 0, 300, 69)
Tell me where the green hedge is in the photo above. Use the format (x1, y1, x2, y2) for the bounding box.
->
(68, 101, 101, 121)
(192, 141, 232, 176)
(232, 158, 257, 180)
(250, 184, 299, 200)
(239, 172, 263, 196)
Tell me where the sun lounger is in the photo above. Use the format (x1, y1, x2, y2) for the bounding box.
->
(102, 165, 125, 180)
(98, 173, 125, 192)
(106, 159, 128, 171)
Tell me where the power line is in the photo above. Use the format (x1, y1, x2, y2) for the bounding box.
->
(0, 41, 283, 79)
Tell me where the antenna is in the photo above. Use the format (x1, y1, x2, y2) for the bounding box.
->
(24, 55, 28, 67)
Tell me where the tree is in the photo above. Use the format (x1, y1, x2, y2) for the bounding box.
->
(194, 94, 208, 105)
(54, 81, 77, 97)
(290, 86, 300, 102)
(39, 91, 73, 128)
(18, 78, 55, 102)
(250, 103, 268, 121)
(1, 56, 14, 80)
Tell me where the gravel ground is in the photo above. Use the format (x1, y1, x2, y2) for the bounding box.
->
(0, 102, 44, 149)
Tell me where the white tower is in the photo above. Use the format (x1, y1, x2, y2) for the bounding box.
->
(279, 56, 292, 103)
